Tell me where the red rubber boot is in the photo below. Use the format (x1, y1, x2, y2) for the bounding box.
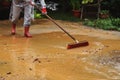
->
(24, 26, 32, 38)
(11, 23, 16, 35)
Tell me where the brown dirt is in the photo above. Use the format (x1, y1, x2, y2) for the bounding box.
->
(0, 19, 120, 80)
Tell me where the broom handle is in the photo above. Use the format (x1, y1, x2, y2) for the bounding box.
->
(46, 14, 79, 42)
(47, 15, 77, 42)
(34, 4, 79, 43)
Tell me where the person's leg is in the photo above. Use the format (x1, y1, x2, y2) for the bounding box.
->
(24, 4, 33, 38)
(10, 2, 21, 35)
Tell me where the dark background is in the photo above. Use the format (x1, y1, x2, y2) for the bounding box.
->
(0, 0, 120, 20)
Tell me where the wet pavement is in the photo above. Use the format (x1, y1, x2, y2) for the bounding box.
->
(0, 19, 120, 80)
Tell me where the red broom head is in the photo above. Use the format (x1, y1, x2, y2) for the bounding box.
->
(67, 41, 89, 49)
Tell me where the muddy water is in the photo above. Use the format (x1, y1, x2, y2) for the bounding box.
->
(0, 19, 120, 80)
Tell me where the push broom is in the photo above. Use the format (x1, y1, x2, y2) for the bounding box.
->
(34, 4, 89, 49)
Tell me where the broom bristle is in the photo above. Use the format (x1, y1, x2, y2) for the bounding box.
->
(67, 41, 89, 49)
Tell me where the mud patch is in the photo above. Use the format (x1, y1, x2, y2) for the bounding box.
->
(97, 50, 120, 69)
(80, 50, 120, 79)
(92, 50, 120, 65)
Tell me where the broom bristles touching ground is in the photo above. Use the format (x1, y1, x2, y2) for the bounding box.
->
(67, 41, 89, 49)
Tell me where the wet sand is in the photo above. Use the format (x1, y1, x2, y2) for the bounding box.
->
(0, 19, 120, 80)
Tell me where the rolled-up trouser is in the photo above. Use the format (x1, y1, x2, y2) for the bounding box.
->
(10, 0, 34, 27)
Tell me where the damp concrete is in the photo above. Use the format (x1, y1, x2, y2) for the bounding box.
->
(0, 19, 120, 80)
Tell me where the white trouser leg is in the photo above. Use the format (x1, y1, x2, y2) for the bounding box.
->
(24, 4, 34, 27)
(11, 3, 22, 24)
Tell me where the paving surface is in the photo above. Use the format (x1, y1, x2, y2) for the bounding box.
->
(0, 19, 120, 80)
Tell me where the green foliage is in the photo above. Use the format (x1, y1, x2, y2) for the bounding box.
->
(83, 19, 95, 27)
(111, 18, 120, 27)
(70, 0, 94, 10)
(82, 0, 94, 4)
(100, 10, 109, 14)
(95, 19, 116, 30)
(83, 18, 120, 31)
(34, 10, 42, 19)
(70, 0, 82, 10)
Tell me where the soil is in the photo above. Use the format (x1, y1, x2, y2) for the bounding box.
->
(0, 19, 120, 80)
